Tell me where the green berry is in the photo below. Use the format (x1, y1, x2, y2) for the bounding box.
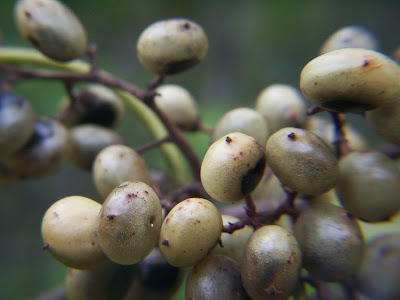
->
(335, 151, 400, 222)
(136, 18, 208, 75)
(300, 48, 400, 112)
(97, 181, 162, 265)
(0, 91, 35, 157)
(159, 198, 223, 267)
(201, 132, 266, 203)
(319, 25, 378, 55)
(241, 225, 302, 300)
(294, 203, 365, 282)
(14, 0, 88, 61)
(93, 144, 152, 200)
(255, 84, 306, 134)
(266, 127, 338, 195)
(155, 84, 200, 131)
(41, 196, 108, 270)
(211, 107, 269, 145)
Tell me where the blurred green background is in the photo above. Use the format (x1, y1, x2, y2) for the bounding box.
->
(1, 0, 400, 299)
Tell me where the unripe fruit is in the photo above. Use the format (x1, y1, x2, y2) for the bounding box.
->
(41, 196, 108, 270)
(5, 118, 72, 179)
(159, 198, 223, 267)
(266, 127, 338, 195)
(255, 84, 307, 134)
(60, 84, 125, 129)
(300, 48, 400, 112)
(335, 151, 400, 222)
(136, 18, 208, 75)
(123, 248, 184, 300)
(294, 203, 365, 282)
(93, 145, 152, 200)
(366, 98, 400, 145)
(14, 0, 88, 61)
(64, 262, 135, 300)
(97, 181, 162, 265)
(0, 91, 35, 157)
(355, 234, 400, 300)
(211, 214, 253, 264)
(211, 107, 269, 145)
(201, 132, 266, 203)
(319, 25, 378, 55)
(241, 225, 302, 300)
(186, 255, 250, 300)
(70, 124, 123, 171)
(154, 84, 200, 131)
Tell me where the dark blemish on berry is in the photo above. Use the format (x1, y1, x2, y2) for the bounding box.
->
(132, 231, 135, 236)
(239, 151, 243, 156)
(162, 239, 169, 246)
(27, 35, 40, 48)
(25, 11, 32, 19)
(225, 136, 232, 143)
(183, 22, 190, 30)
(127, 193, 137, 198)
(314, 82, 318, 86)
(144, 191, 149, 194)
(91, 242, 96, 246)
(165, 218, 170, 224)
(363, 60, 370, 67)
(178, 207, 183, 211)
(42, 243, 50, 250)
(53, 212, 59, 218)
(241, 154, 266, 196)
(165, 59, 199, 75)
(196, 219, 201, 223)
(107, 214, 116, 220)
(287, 132, 296, 140)
(118, 183, 129, 188)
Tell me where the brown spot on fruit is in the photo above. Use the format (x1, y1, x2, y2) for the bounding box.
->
(162, 239, 169, 246)
(225, 136, 232, 143)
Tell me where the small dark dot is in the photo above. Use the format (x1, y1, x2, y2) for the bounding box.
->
(91, 242, 96, 246)
(132, 231, 135, 236)
(42, 243, 50, 250)
(363, 60, 370, 67)
(346, 212, 354, 219)
(53, 212, 59, 218)
(107, 214, 116, 220)
(239, 152, 243, 156)
(287, 260, 291, 264)
(127, 193, 137, 198)
(226, 136, 232, 143)
(165, 218, 170, 224)
(287, 132, 296, 140)
(183, 22, 190, 29)
(149, 216, 155, 223)
(25, 11, 32, 19)
(144, 191, 149, 194)
(162, 240, 169, 246)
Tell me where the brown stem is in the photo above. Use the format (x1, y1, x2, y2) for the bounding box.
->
(307, 105, 325, 115)
(147, 97, 202, 180)
(160, 182, 208, 212)
(330, 112, 351, 158)
(135, 135, 172, 154)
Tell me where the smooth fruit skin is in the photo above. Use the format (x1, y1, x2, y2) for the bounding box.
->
(201, 132, 266, 203)
(319, 25, 379, 55)
(0, 91, 35, 158)
(154, 84, 200, 131)
(255, 84, 306, 134)
(97, 181, 162, 265)
(93, 144, 152, 200)
(266, 127, 338, 195)
(41, 196, 108, 270)
(211, 214, 253, 264)
(70, 124, 123, 171)
(211, 107, 269, 146)
(136, 18, 208, 75)
(241, 225, 302, 300)
(335, 151, 400, 222)
(5, 118, 72, 179)
(14, 0, 88, 61)
(186, 255, 251, 300)
(159, 198, 223, 268)
(294, 203, 365, 282)
(354, 234, 400, 300)
(300, 48, 400, 112)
